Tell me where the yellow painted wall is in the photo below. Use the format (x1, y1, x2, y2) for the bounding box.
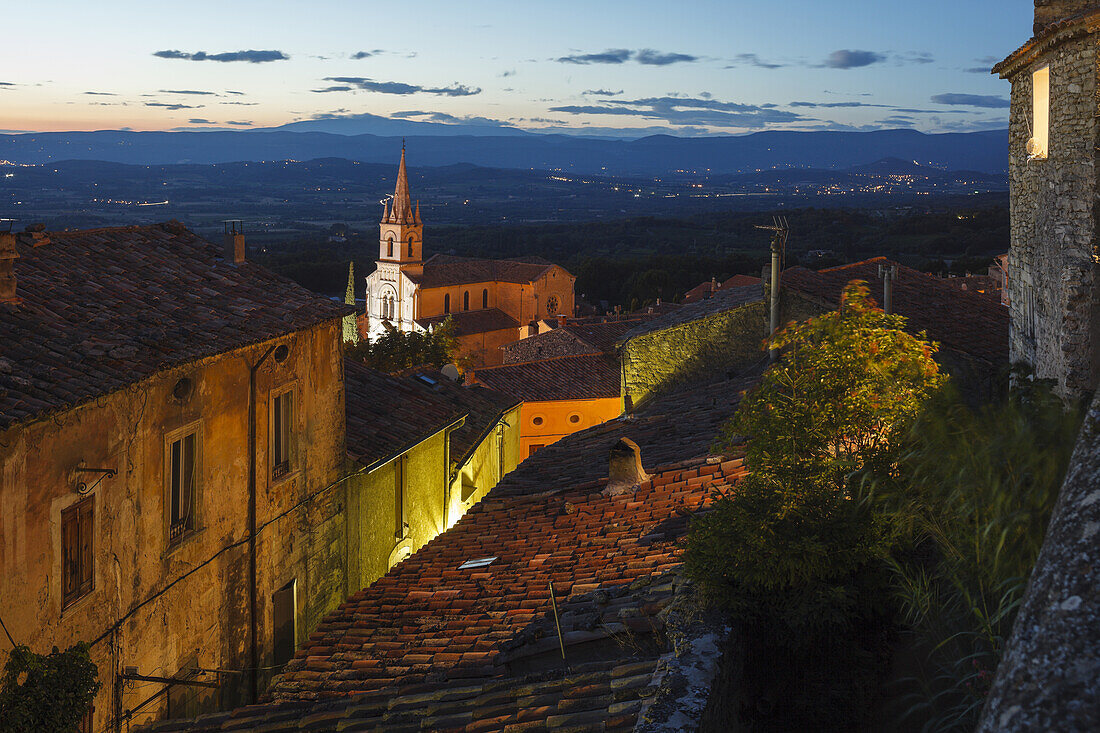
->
(0, 320, 348, 731)
(447, 405, 522, 528)
(518, 398, 622, 459)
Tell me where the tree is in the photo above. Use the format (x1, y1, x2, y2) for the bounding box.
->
(345, 317, 464, 373)
(0, 643, 100, 733)
(342, 261, 359, 345)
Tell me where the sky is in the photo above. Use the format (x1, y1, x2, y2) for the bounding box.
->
(0, 0, 1030, 136)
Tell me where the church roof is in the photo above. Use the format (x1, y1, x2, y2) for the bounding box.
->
(0, 223, 350, 433)
(408, 254, 563, 289)
(381, 145, 419, 226)
(415, 307, 521, 337)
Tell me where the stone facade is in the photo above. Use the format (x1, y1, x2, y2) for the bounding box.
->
(998, 5, 1100, 398)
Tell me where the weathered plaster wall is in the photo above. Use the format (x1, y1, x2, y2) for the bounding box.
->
(447, 405, 521, 527)
(977, 390, 1100, 731)
(0, 320, 347, 731)
(1005, 32, 1100, 397)
(621, 302, 767, 408)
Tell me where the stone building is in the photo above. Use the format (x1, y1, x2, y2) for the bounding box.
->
(364, 148, 576, 366)
(994, 0, 1100, 398)
(0, 223, 351, 730)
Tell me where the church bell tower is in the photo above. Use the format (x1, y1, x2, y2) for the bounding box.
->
(379, 143, 424, 275)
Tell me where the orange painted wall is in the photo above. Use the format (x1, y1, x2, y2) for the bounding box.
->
(518, 397, 622, 458)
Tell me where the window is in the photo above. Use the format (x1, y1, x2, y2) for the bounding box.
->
(272, 390, 294, 480)
(407, 238, 414, 258)
(272, 579, 297, 668)
(77, 708, 93, 733)
(61, 497, 94, 608)
(568, 413, 581, 425)
(444, 293, 450, 314)
(532, 415, 544, 427)
(168, 430, 197, 542)
(482, 289, 488, 309)
(463, 291, 470, 311)
(1032, 64, 1050, 159)
(386, 237, 394, 258)
(394, 455, 408, 539)
(528, 444, 544, 457)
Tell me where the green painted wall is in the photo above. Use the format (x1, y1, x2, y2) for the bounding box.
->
(448, 405, 522, 528)
(622, 301, 768, 408)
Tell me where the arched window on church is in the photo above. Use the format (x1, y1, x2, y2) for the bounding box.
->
(482, 288, 488, 309)
(408, 237, 414, 258)
(463, 291, 470, 311)
(444, 293, 450, 314)
(386, 237, 394, 258)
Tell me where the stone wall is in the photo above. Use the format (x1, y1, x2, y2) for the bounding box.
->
(1005, 31, 1100, 398)
(621, 301, 767, 408)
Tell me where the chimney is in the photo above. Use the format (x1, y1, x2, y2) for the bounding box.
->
(557, 314, 567, 327)
(604, 438, 649, 495)
(0, 224, 18, 304)
(1034, 1, 1099, 35)
(223, 219, 246, 264)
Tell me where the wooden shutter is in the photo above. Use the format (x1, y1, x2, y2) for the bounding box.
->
(394, 456, 405, 538)
(78, 501, 93, 595)
(62, 497, 93, 606)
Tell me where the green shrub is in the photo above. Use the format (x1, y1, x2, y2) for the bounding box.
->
(0, 643, 100, 733)
(346, 316, 464, 373)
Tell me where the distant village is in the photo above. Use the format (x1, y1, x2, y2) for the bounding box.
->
(1, 2, 1098, 732)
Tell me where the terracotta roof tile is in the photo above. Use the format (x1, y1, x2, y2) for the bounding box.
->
(781, 257, 1009, 365)
(344, 361, 519, 470)
(0, 223, 350, 433)
(408, 255, 565, 289)
(416, 308, 520, 337)
(469, 354, 621, 402)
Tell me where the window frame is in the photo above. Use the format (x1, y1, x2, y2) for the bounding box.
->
(270, 383, 299, 484)
(61, 495, 95, 609)
(164, 421, 203, 546)
(1032, 63, 1050, 160)
(394, 453, 408, 540)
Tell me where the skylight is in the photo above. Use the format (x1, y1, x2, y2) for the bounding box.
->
(417, 375, 437, 386)
(458, 556, 497, 570)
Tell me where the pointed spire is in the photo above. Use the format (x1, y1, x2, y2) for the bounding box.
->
(414, 200, 421, 225)
(381, 197, 391, 223)
(391, 141, 414, 224)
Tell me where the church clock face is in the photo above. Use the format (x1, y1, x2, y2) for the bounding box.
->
(546, 295, 560, 314)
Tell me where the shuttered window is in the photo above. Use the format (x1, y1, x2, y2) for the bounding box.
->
(394, 455, 408, 539)
(169, 432, 197, 542)
(272, 390, 294, 480)
(62, 497, 94, 607)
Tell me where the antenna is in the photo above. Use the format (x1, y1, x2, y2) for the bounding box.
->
(755, 216, 790, 363)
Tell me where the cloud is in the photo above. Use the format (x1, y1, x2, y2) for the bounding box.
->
(351, 51, 374, 59)
(188, 118, 214, 124)
(897, 52, 934, 65)
(319, 77, 481, 96)
(728, 53, 784, 69)
(0, 82, 15, 89)
(83, 91, 117, 96)
(790, 101, 892, 108)
(931, 93, 1010, 108)
(583, 89, 623, 96)
(225, 120, 253, 126)
(500, 69, 516, 77)
(390, 110, 515, 127)
(159, 89, 217, 95)
(220, 100, 258, 105)
(822, 50, 886, 69)
(225, 90, 245, 95)
(153, 49, 288, 63)
(965, 56, 1000, 73)
(549, 95, 802, 128)
(145, 102, 203, 110)
(635, 49, 698, 65)
(557, 49, 632, 64)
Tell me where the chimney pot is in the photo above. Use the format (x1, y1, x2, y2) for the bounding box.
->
(0, 231, 19, 304)
(223, 220, 245, 264)
(605, 438, 648, 495)
(557, 314, 567, 327)
(1034, 1, 1099, 35)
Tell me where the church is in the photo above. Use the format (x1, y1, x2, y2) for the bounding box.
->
(365, 147, 576, 366)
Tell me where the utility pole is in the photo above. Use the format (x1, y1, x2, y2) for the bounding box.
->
(878, 264, 897, 314)
(755, 217, 789, 362)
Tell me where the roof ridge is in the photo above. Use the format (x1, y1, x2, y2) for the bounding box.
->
(473, 352, 612, 371)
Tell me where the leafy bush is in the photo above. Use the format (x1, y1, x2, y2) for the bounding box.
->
(345, 317, 464, 373)
(0, 643, 100, 733)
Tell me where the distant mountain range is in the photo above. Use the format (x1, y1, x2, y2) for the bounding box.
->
(0, 128, 1008, 176)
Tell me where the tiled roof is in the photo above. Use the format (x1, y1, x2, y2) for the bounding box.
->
(500, 320, 646, 364)
(416, 308, 520, 337)
(994, 8, 1100, 77)
(344, 360, 519, 470)
(144, 369, 758, 732)
(781, 257, 1009, 365)
(618, 284, 765, 344)
(0, 223, 350, 433)
(409, 254, 565, 289)
(682, 275, 762, 304)
(470, 354, 621, 402)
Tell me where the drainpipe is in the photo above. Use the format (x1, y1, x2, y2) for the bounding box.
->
(247, 344, 277, 704)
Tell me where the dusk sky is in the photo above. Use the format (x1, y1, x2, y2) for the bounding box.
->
(0, 0, 1028, 136)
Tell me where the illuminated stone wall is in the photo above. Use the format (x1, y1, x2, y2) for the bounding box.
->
(621, 301, 767, 408)
(1002, 28, 1100, 398)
